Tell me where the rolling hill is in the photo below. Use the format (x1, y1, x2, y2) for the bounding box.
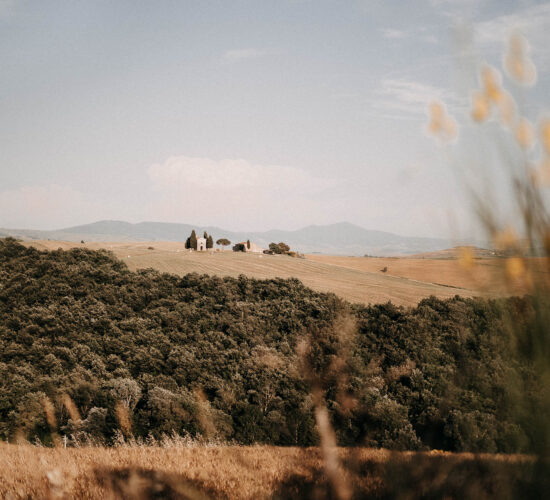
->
(1, 220, 467, 256)
(0, 237, 542, 457)
(21, 239, 500, 306)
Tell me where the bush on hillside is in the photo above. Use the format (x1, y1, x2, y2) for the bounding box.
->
(269, 242, 291, 254)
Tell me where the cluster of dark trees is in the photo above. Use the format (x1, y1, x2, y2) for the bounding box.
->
(0, 238, 543, 452)
(185, 230, 213, 250)
(266, 242, 290, 254)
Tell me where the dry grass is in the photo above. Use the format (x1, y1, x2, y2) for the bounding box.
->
(19, 240, 514, 306)
(0, 444, 534, 499)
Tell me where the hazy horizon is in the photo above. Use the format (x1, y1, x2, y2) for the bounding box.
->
(2, 0, 549, 239)
(0, 217, 458, 240)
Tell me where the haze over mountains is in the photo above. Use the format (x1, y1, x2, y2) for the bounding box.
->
(0, 220, 473, 256)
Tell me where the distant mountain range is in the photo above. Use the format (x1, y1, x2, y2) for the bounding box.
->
(0, 220, 481, 256)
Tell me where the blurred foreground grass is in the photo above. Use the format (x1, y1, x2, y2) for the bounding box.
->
(0, 443, 544, 500)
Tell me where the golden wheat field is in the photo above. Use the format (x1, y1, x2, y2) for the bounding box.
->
(0, 443, 534, 499)
(21, 240, 545, 306)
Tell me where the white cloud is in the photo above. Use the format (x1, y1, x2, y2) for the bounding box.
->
(0, 159, 342, 231)
(148, 156, 331, 192)
(476, 3, 550, 45)
(372, 78, 462, 117)
(381, 27, 439, 44)
(381, 28, 408, 39)
(222, 48, 271, 63)
(146, 156, 337, 230)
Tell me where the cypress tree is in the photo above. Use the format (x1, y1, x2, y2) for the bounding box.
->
(247, 239, 251, 249)
(207, 235, 214, 249)
(190, 230, 197, 250)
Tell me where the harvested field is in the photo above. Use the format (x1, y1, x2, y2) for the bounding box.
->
(19, 240, 489, 306)
(306, 254, 548, 297)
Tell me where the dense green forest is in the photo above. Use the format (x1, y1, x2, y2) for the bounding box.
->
(0, 238, 542, 451)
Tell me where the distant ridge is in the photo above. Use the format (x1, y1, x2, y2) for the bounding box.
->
(0, 220, 477, 256)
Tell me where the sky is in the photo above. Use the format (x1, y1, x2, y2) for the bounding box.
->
(1, 0, 550, 238)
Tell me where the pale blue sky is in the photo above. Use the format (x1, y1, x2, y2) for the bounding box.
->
(1, 0, 549, 237)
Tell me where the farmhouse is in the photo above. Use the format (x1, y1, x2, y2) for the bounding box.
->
(235, 241, 265, 253)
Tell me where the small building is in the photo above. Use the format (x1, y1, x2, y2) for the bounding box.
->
(196, 237, 207, 251)
(235, 241, 265, 253)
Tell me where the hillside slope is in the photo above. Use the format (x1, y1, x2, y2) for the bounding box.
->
(306, 253, 543, 296)
(21, 240, 482, 306)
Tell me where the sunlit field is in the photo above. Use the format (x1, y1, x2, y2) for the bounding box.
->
(307, 252, 549, 296)
(19, 240, 534, 306)
(0, 443, 537, 499)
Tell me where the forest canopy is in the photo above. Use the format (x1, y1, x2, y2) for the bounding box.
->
(0, 238, 541, 452)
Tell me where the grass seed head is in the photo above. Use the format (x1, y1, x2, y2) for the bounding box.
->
(515, 118, 534, 150)
(504, 33, 537, 87)
(471, 91, 490, 122)
(481, 65, 503, 104)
